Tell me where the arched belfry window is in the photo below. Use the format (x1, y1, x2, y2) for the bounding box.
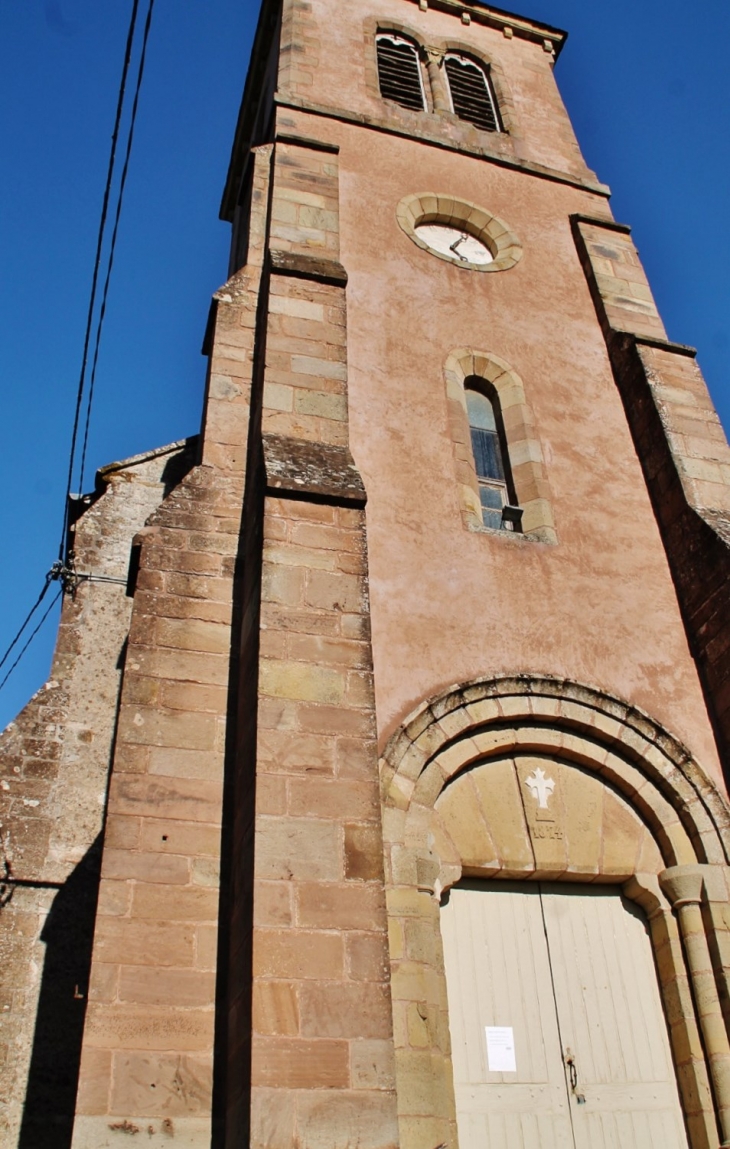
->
(376, 33, 427, 112)
(444, 54, 501, 132)
(465, 382, 518, 530)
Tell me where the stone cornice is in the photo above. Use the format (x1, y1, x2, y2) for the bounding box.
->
(402, 0, 567, 59)
(275, 95, 610, 198)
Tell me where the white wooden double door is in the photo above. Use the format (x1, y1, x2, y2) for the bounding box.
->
(441, 882, 688, 1149)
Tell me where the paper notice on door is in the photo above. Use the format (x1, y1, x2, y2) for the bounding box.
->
(485, 1026, 517, 1072)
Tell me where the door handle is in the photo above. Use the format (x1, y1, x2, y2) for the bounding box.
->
(564, 1049, 586, 1105)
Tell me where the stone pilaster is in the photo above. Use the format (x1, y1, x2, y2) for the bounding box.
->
(68, 146, 273, 1149)
(573, 214, 730, 778)
(222, 129, 399, 1149)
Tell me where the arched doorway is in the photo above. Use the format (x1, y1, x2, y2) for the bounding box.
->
(379, 676, 730, 1149)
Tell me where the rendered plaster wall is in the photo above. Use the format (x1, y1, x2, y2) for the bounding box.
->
(260, 0, 727, 783)
(0, 441, 193, 1149)
(264, 0, 726, 788)
(326, 110, 722, 783)
(276, 0, 593, 186)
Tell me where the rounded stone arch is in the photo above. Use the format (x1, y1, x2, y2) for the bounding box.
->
(379, 675, 730, 1149)
(444, 349, 557, 542)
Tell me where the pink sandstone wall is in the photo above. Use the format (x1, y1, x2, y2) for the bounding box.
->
(271, 0, 724, 786)
(277, 0, 593, 184)
(270, 27, 721, 799)
(4, 2, 729, 1146)
(0, 441, 195, 1147)
(338, 123, 721, 774)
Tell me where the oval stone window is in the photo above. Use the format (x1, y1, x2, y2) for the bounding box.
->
(397, 193, 522, 272)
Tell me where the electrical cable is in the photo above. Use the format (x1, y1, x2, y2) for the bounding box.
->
(0, 577, 54, 675)
(0, 1, 156, 698)
(78, 0, 156, 494)
(0, 561, 131, 694)
(58, 0, 141, 561)
(0, 588, 63, 694)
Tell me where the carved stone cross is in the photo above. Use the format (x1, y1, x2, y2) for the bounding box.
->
(525, 768, 555, 810)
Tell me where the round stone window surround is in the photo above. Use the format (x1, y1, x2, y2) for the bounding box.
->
(396, 192, 523, 272)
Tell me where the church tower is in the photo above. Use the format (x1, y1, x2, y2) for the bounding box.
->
(4, 2, 730, 1148)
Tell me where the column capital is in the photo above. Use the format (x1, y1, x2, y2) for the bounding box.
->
(423, 45, 444, 63)
(659, 864, 705, 909)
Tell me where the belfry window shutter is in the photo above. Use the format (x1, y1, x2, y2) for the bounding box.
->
(444, 55, 501, 132)
(376, 34, 426, 112)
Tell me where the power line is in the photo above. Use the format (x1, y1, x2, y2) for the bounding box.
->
(0, 1, 157, 699)
(0, 575, 55, 675)
(0, 587, 63, 694)
(79, 0, 157, 494)
(59, 0, 142, 560)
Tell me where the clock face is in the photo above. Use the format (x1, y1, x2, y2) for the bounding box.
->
(414, 222, 494, 266)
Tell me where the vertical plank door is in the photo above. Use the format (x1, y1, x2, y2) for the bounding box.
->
(541, 884, 689, 1149)
(441, 881, 577, 1149)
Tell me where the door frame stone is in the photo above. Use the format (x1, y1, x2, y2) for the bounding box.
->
(379, 674, 730, 1149)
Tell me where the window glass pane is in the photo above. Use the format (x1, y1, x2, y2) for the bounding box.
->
(480, 487, 503, 510)
(466, 389, 497, 431)
(482, 508, 503, 530)
(479, 487, 506, 530)
(470, 427, 505, 482)
(466, 385, 515, 529)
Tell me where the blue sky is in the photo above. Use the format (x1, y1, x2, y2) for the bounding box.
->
(0, 0, 728, 729)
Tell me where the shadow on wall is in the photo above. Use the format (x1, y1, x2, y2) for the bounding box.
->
(18, 835, 103, 1149)
(211, 436, 268, 1148)
(161, 436, 199, 499)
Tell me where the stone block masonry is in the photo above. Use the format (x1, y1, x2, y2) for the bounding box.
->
(573, 214, 730, 778)
(67, 142, 273, 1149)
(61, 124, 399, 1149)
(7, 0, 730, 1144)
(221, 129, 399, 1149)
(245, 495, 398, 1149)
(0, 439, 197, 1149)
(70, 463, 247, 1149)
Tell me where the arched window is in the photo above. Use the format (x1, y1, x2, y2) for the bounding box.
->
(465, 382, 518, 530)
(444, 53, 501, 132)
(376, 33, 426, 112)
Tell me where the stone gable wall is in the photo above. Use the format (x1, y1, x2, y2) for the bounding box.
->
(0, 440, 195, 1149)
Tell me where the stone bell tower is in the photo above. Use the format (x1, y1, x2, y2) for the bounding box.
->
(5, 1, 730, 1148)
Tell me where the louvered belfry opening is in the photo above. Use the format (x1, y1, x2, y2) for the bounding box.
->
(444, 54, 501, 132)
(376, 33, 426, 112)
